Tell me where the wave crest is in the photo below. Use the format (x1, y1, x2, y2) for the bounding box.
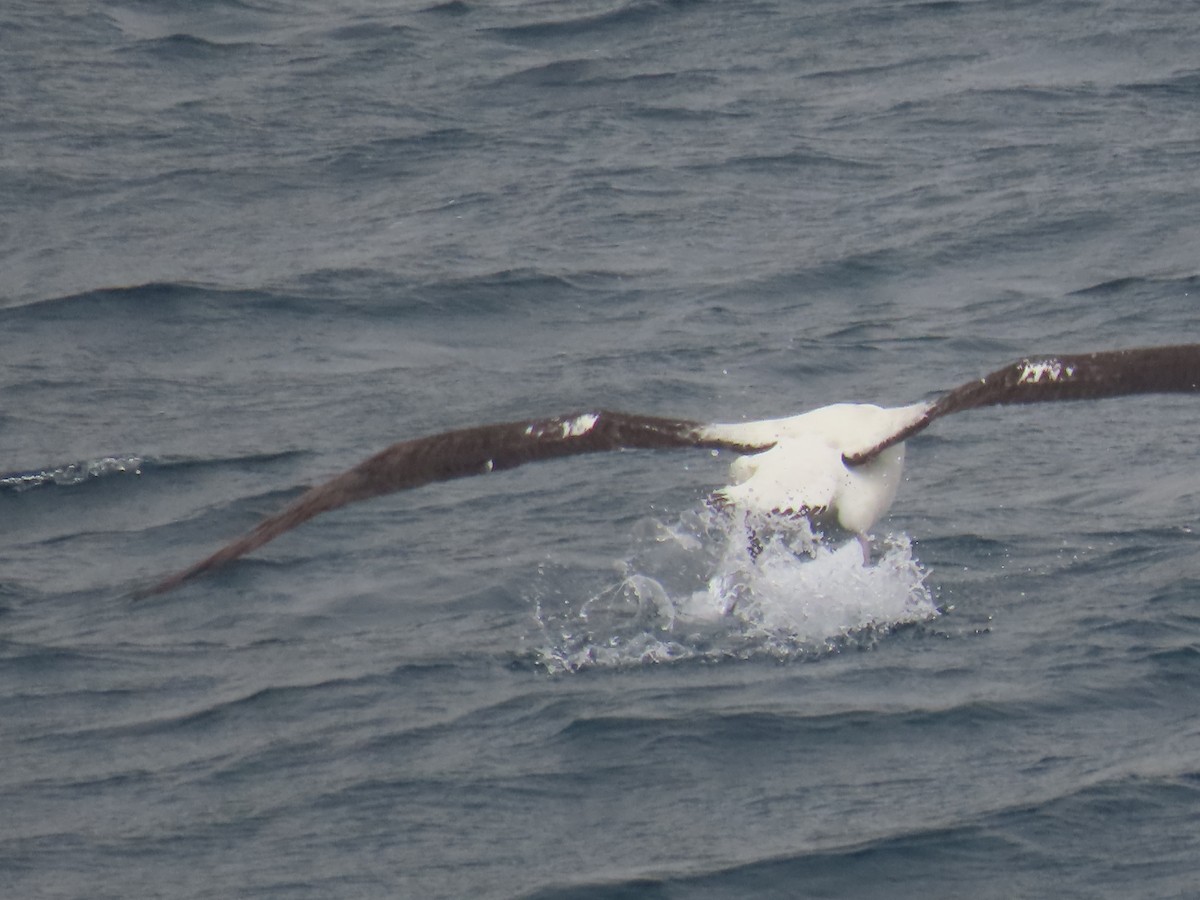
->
(0, 455, 145, 493)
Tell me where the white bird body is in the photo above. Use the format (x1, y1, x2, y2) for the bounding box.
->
(705, 402, 930, 535)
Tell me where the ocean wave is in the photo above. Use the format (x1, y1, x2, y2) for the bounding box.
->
(0, 450, 307, 495)
(519, 768, 1200, 899)
(484, 0, 682, 43)
(1068, 272, 1200, 296)
(1118, 68, 1200, 98)
(0, 281, 263, 317)
(0, 455, 146, 493)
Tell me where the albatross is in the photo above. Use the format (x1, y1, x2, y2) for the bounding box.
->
(138, 343, 1200, 597)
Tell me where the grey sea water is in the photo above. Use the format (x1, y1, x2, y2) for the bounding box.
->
(3, 1, 1200, 897)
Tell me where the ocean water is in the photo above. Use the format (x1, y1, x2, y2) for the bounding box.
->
(3, 1, 1200, 897)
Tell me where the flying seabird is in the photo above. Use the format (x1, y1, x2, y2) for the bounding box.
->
(137, 343, 1200, 597)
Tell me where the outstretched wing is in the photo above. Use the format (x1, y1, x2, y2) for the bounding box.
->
(844, 343, 1200, 465)
(136, 410, 771, 597)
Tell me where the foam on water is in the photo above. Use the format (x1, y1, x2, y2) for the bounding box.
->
(531, 505, 937, 673)
(0, 455, 145, 492)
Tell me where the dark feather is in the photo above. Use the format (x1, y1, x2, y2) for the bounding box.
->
(844, 344, 1200, 465)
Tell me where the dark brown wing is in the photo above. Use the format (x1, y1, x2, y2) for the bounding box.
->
(136, 410, 769, 597)
(844, 343, 1200, 465)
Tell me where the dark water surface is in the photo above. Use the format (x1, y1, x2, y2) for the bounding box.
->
(3, 1, 1199, 897)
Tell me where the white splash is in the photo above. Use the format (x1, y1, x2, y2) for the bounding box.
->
(1017, 359, 1076, 384)
(531, 504, 937, 673)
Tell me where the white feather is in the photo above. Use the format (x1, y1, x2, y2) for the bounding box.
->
(702, 402, 930, 535)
